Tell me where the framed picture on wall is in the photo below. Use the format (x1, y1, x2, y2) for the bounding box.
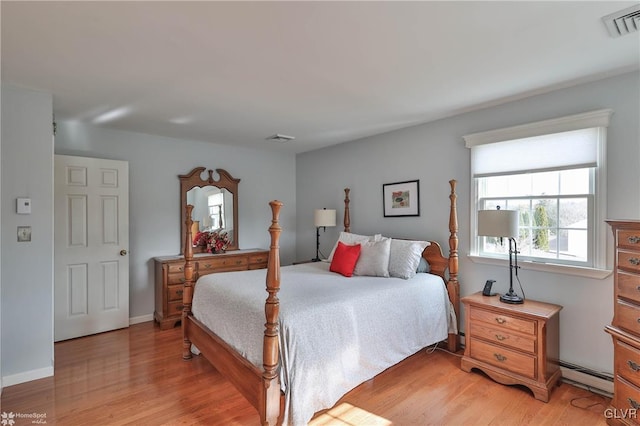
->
(383, 180, 420, 217)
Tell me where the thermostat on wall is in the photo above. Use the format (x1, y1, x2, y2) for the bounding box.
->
(17, 198, 31, 214)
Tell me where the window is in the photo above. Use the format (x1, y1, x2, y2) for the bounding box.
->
(208, 192, 224, 229)
(465, 109, 613, 273)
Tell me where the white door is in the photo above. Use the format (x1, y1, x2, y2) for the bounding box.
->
(54, 155, 129, 341)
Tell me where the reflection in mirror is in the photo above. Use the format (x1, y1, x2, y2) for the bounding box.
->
(179, 167, 240, 254)
(186, 186, 234, 234)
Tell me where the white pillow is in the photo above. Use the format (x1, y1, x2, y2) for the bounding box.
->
(353, 238, 391, 277)
(328, 232, 382, 261)
(388, 239, 430, 279)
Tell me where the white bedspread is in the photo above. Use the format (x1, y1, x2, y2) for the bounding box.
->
(192, 262, 453, 425)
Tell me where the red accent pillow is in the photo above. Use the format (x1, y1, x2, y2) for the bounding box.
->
(330, 242, 361, 277)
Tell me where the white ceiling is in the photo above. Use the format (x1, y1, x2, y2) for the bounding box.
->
(2, 1, 639, 154)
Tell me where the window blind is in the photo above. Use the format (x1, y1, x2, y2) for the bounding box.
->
(470, 128, 600, 177)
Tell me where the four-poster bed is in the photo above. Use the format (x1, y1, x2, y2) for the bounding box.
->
(181, 180, 460, 425)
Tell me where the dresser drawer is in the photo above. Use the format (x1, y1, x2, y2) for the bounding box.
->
(470, 322, 536, 354)
(167, 272, 186, 285)
(249, 253, 268, 265)
(167, 285, 184, 302)
(619, 230, 640, 252)
(198, 256, 248, 272)
(619, 271, 640, 305)
(167, 262, 185, 274)
(619, 251, 640, 274)
(616, 300, 640, 336)
(615, 377, 640, 423)
(469, 338, 536, 379)
(470, 307, 536, 335)
(167, 300, 184, 317)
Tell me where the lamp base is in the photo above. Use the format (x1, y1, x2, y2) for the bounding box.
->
(500, 292, 524, 304)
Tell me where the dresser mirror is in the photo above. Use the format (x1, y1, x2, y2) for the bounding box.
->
(179, 167, 240, 254)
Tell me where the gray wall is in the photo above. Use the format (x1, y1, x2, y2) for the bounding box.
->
(296, 71, 640, 374)
(1, 85, 55, 384)
(55, 122, 297, 319)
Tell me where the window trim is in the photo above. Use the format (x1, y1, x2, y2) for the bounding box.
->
(465, 109, 613, 275)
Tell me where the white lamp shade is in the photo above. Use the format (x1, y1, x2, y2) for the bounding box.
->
(314, 209, 336, 227)
(478, 210, 518, 238)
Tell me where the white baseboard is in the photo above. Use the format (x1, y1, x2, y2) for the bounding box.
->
(129, 314, 154, 325)
(3, 366, 54, 387)
(561, 366, 613, 396)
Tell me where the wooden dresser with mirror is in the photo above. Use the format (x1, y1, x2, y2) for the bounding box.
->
(154, 167, 268, 330)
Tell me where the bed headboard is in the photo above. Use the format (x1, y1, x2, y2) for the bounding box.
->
(339, 181, 458, 283)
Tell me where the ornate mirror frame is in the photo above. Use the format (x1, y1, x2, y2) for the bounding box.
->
(180, 167, 240, 254)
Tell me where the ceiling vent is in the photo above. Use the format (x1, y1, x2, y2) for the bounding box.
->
(266, 134, 295, 142)
(602, 4, 640, 37)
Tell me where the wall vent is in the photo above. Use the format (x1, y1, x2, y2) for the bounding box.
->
(602, 4, 640, 37)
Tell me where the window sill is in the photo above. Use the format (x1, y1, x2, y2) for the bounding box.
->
(467, 255, 612, 279)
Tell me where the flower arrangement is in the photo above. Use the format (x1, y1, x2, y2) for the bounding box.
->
(193, 230, 231, 253)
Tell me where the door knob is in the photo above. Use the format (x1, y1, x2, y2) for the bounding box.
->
(120, 249, 128, 256)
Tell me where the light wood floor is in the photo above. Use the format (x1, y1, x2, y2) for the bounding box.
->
(1, 322, 609, 425)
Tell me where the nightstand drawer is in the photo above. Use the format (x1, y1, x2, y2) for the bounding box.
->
(616, 300, 640, 335)
(470, 306, 536, 335)
(619, 271, 640, 305)
(619, 251, 640, 274)
(470, 322, 536, 354)
(619, 230, 640, 252)
(469, 338, 536, 379)
(615, 377, 640, 424)
(617, 340, 640, 389)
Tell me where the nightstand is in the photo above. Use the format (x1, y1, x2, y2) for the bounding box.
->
(460, 292, 562, 402)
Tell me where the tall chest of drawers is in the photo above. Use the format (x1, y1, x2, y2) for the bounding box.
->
(606, 220, 640, 425)
(154, 249, 268, 330)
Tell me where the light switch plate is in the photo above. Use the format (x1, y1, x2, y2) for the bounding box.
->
(17, 226, 31, 242)
(17, 198, 31, 214)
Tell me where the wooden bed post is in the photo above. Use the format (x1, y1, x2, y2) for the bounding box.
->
(182, 204, 195, 360)
(344, 188, 351, 232)
(447, 180, 460, 353)
(261, 200, 283, 426)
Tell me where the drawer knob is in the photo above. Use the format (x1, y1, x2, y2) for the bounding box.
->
(495, 334, 507, 341)
(495, 317, 507, 325)
(203, 264, 212, 268)
(629, 257, 640, 266)
(177, 290, 183, 296)
(493, 353, 507, 362)
(180, 278, 185, 283)
(236, 260, 243, 265)
(628, 398, 640, 410)
(177, 305, 183, 311)
(628, 236, 640, 244)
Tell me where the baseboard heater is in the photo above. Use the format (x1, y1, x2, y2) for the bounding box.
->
(559, 360, 613, 397)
